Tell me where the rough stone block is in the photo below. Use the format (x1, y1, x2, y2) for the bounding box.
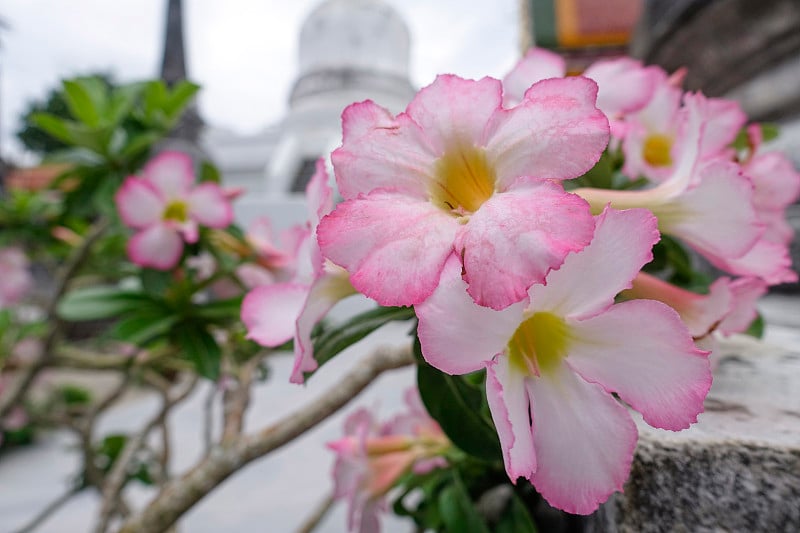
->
(594, 333, 800, 532)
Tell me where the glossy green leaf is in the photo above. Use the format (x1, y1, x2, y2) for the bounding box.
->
(118, 131, 160, 160)
(63, 80, 102, 127)
(439, 472, 491, 533)
(194, 296, 244, 320)
(744, 313, 765, 339)
(200, 161, 221, 183)
(164, 81, 200, 120)
(308, 305, 416, 377)
(31, 113, 74, 145)
(107, 83, 144, 125)
(173, 324, 222, 380)
(109, 312, 179, 346)
(57, 286, 151, 321)
(416, 340, 501, 462)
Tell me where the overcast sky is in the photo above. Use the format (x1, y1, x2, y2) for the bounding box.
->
(1, 0, 521, 161)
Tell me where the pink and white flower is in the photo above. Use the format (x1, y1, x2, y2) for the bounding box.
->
(711, 124, 800, 285)
(0, 247, 33, 309)
(328, 388, 449, 533)
(241, 160, 357, 383)
(234, 217, 310, 289)
(416, 208, 711, 514)
(503, 48, 660, 127)
(620, 65, 746, 181)
(114, 151, 234, 270)
(502, 47, 566, 106)
(622, 272, 767, 339)
(575, 93, 764, 271)
(319, 74, 608, 310)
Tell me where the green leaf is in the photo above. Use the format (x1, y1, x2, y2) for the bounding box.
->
(731, 128, 749, 152)
(579, 151, 614, 189)
(732, 123, 780, 152)
(31, 113, 74, 145)
(761, 123, 779, 142)
(309, 306, 416, 377)
(416, 339, 501, 462)
(109, 312, 179, 345)
(57, 286, 151, 321)
(172, 324, 222, 380)
(193, 296, 243, 320)
(439, 472, 491, 533)
(494, 491, 538, 533)
(42, 147, 104, 166)
(744, 313, 765, 339)
(164, 81, 200, 120)
(141, 269, 174, 297)
(57, 384, 93, 406)
(118, 131, 160, 160)
(63, 80, 102, 127)
(106, 82, 144, 125)
(141, 81, 169, 126)
(660, 236, 694, 283)
(200, 161, 221, 183)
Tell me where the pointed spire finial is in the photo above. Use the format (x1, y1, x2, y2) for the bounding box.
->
(160, 0, 187, 86)
(158, 0, 203, 144)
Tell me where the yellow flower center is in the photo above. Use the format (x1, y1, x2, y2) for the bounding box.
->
(430, 145, 496, 215)
(163, 200, 189, 222)
(642, 134, 673, 167)
(507, 312, 571, 376)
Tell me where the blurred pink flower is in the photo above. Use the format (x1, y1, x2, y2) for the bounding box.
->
(709, 124, 800, 285)
(114, 151, 233, 270)
(503, 48, 661, 132)
(623, 272, 767, 339)
(10, 337, 43, 365)
(241, 160, 357, 383)
(328, 389, 448, 533)
(0, 247, 33, 309)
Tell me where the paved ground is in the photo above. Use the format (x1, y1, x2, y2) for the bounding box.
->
(1, 294, 798, 533)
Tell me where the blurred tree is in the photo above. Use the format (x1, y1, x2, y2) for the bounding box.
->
(16, 73, 115, 155)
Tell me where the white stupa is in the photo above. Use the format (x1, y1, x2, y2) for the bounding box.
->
(202, 0, 415, 200)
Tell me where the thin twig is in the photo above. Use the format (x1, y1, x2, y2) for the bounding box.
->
(295, 493, 335, 533)
(202, 384, 216, 453)
(54, 346, 134, 370)
(221, 355, 261, 444)
(93, 376, 198, 533)
(10, 487, 82, 533)
(158, 416, 171, 483)
(87, 373, 132, 421)
(116, 344, 414, 533)
(0, 219, 109, 418)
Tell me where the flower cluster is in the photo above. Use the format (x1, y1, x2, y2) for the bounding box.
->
(329, 388, 449, 533)
(235, 47, 798, 521)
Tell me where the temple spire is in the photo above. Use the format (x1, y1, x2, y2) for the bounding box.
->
(159, 0, 202, 142)
(161, 0, 187, 85)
